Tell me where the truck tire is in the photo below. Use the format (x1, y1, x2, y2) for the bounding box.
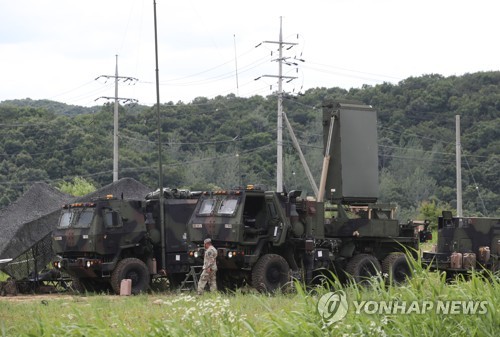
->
(346, 254, 381, 286)
(111, 258, 150, 295)
(252, 254, 289, 293)
(382, 253, 412, 284)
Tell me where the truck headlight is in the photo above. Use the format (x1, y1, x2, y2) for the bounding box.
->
(228, 251, 233, 258)
(194, 251, 199, 258)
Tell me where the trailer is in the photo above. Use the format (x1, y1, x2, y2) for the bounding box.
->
(422, 211, 500, 278)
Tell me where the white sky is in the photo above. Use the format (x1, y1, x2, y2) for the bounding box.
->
(1, 0, 499, 107)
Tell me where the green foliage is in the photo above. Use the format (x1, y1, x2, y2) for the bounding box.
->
(1, 262, 498, 337)
(58, 177, 96, 196)
(418, 200, 454, 229)
(0, 72, 498, 217)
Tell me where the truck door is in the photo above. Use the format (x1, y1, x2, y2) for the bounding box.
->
(100, 208, 124, 255)
(265, 192, 290, 245)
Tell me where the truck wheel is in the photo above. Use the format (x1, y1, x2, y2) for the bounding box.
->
(111, 258, 150, 295)
(252, 254, 289, 293)
(382, 253, 412, 284)
(346, 254, 381, 286)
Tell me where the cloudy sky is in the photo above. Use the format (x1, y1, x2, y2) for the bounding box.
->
(1, 0, 499, 107)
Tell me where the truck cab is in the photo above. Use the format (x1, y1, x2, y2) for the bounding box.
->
(187, 185, 324, 290)
(188, 186, 286, 264)
(52, 190, 200, 294)
(52, 196, 152, 292)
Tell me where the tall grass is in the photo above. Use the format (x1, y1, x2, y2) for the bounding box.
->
(1, 256, 498, 337)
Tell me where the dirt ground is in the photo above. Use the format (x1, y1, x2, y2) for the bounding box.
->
(0, 294, 77, 302)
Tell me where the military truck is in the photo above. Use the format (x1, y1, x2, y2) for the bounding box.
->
(422, 211, 500, 278)
(52, 189, 199, 294)
(187, 102, 423, 291)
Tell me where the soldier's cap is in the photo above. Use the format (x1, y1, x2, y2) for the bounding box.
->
(204, 238, 212, 244)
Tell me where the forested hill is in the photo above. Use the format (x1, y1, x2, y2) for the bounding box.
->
(0, 71, 498, 219)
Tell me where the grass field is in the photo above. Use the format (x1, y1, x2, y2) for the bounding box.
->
(1, 256, 499, 337)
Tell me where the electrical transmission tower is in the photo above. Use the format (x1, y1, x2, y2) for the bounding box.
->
(95, 55, 138, 182)
(256, 17, 302, 193)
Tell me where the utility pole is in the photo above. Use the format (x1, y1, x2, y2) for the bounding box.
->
(255, 17, 299, 193)
(95, 55, 138, 182)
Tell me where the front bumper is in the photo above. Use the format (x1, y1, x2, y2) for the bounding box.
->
(54, 257, 112, 278)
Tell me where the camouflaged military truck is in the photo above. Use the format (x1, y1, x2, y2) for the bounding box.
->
(52, 189, 199, 294)
(422, 211, 500, 278)
(187, 102, 424, 292)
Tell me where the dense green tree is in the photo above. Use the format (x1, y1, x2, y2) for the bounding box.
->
(417, 200, 455, 229)
(58, 177, 97, 196)
(0, 72, 498, 217)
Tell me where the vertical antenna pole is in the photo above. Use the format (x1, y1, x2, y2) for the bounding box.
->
(233, 34, 239, 96)
(456, 115, 463, 217)
(153, 0, 166, 270)
(276, 16, 284, 192)
(113, 55, 119, 182)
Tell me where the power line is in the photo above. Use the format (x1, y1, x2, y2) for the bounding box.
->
(463, 155, 488, 215)
(302, 61, 402, 83)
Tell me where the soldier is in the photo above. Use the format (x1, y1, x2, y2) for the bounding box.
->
(197, 238, 218, 294)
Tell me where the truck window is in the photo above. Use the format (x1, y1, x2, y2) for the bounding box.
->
(58, 209, 94, 228)
(74, 209, 94, 228)
(199, 198, 216, 215)
(217, 197, 238, 215)
(58, 210, 73, 228)
(103, 210, 122, 228)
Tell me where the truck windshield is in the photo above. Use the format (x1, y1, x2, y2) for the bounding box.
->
(217, 197, 238, 215)
(75, 210, 94, 228)
(57, 209, 94, 228)
(198, 198, 216, 215)
(58, 210, 73, 228)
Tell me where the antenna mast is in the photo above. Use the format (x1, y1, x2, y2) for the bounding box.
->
(153, 0, 166, 271)
(233, 34, 239, 96)
(456, 115, 463, 217)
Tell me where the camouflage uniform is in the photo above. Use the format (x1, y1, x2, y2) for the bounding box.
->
(197, 239, 218, 294)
